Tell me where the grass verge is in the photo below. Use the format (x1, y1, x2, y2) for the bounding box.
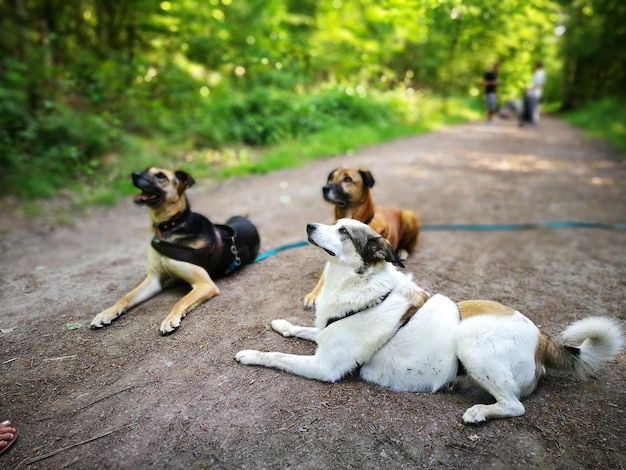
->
(560, 98, 626, 155)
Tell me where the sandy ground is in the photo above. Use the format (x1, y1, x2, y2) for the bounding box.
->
(0, 116, 625, 469)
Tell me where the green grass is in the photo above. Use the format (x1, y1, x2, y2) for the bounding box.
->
(560, 98, 626, 155)
(218, 122, 418, 178)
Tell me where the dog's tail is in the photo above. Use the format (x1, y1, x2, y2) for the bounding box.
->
(541, 317, 623, 378)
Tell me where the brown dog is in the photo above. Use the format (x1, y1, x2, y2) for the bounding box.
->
(90, 167, 260, 334)
(303, 167, 419, 308)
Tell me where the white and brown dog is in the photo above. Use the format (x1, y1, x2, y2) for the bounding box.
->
(236, 219, 623, 423)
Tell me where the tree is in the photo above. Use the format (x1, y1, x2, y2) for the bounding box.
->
(558, 0, 626, 109)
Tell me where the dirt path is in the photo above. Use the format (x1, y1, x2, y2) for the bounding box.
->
(1, 116, 625, 469)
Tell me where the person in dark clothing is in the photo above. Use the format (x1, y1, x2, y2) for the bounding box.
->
(482, 63, 500, 123)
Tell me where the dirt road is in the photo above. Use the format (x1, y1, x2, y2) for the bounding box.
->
(1, 116, 625, 469)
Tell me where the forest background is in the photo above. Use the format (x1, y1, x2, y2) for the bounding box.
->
(1, 0, 624, 214)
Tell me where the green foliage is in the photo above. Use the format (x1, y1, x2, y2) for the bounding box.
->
(561, 98, 626, 154)
(557, 0, 626, 108)
(0, 0, 623, 206)
(219, 94, 480, 178)
(222, 89, 296, 145)
(71, 93, 479, 209)
(209, 88, 396, 146)
(0, 102, 120, 199)
(147, 86, 401, 149)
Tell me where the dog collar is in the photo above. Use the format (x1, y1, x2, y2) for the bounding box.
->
(153, 204, 191, 238)
(363, 214, 374, 225)
(325, 290, 392, 328)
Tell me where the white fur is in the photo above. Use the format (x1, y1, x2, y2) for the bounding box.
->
(360, 293, 461, 392)
(235, 219, 623, 423)
(454, 312, 541, 422)
(561, 316, 624, 376)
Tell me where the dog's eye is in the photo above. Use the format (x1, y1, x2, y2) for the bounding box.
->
(338, 227, 349, 235)
(343, 176, 352, 183)
(155, 172, 167, 180)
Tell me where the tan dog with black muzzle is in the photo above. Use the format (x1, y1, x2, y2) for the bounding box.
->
(90, 167, 260, 334)
(303, 167, 419, 308)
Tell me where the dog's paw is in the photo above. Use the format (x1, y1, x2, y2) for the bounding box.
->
(90, 319, 107, 329)
(271, 319, 295, 337)
(397, 249, 409, 261)
(235, 350, 262, 365)
(90, 313, 115, 329)
(303, 291, 317, 310)
(160, 317, 181, 335)
(462, 405, 489, 425)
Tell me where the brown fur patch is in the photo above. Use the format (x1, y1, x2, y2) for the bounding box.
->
(458, 299, 516, 319)
(535, 331, 551, 367)
(535, 331, 578, 373)
(399, 305, 420, 326)
(399, 290, 430, 325)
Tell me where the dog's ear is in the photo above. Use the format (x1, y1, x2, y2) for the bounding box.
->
(364, 237, 404, 268)
(174, 170, 195, 192)
(327, 168, 338, 183)
(359, 169, 375, 188)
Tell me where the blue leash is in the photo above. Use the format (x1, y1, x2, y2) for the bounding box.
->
(254, 240, 309, 263)
(253, 221, 626, 263)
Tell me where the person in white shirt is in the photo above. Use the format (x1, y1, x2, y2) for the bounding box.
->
(528, 61, 545, 126)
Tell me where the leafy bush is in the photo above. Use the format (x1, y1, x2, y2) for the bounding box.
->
(0, 103, 120, 199)
(190, 87, 399, 148)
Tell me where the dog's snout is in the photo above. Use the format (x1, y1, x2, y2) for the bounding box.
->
(132, 171, 143, 184)
(306, 223, 317, 235)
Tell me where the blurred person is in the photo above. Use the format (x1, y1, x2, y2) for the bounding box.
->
(482, 63, 500, 123)
(527, 61, 545, 126)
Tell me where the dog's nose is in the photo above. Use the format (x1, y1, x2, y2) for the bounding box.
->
(131, 171, 143, 183)
(306, 223, 317, 235)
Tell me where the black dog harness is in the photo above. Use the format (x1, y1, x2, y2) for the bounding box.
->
(324, 290, 428, 330)
(151, 220, 242, 277)
(325, 290, 392, 328)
